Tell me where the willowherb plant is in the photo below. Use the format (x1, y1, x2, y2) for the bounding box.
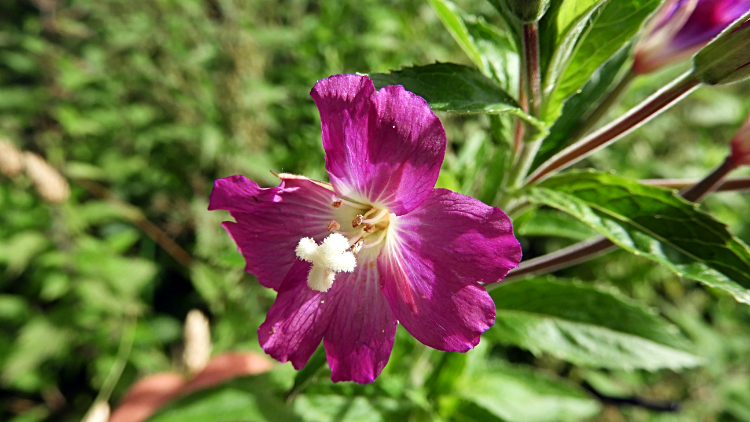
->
(205, 0, 750, 389)
(66, 0, 750, 420)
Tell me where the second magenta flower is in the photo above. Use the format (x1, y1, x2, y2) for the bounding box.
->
(633, 0, 750, 74)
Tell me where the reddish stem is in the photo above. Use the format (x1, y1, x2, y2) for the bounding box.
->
(527, 73, 701, 184)
(641, 176, 750, 192)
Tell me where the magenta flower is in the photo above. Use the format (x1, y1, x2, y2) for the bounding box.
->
(633, 0, 750, 74)
(208, 74, 522, 383)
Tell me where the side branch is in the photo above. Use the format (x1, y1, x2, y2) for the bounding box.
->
(527, 72, 700, 184)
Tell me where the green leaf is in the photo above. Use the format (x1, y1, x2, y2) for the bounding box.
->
(149, 375, 301, 422)
(539, 0, 608, 96)
(515, 209, 598, 240)
(0, 231, 49, 275)
(293, 394, 410, 422)
(544, 0, 660, 121)
(458, 362, 601, 422)
(2, 317, 70, 390)
(527, 171, 750, 303)
(426, 0, 485, 72)
(369, 63, 540, 128)
(532, 45, 631, 170)
(464, 18, 520, 94)
(450, 401, 505, 422)
(555, 0, 604, 37)
(286, 344, 327, 400)
(489, 278, 702, 370)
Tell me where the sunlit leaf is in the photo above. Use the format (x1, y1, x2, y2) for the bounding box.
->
(528, 171, 750, 303)
(489, 278, 702, 369)
(426, 0, 485, 72)
(544, 0, 660, 121)
(149, 375, 301, 422)
(369, 63, 541, 129)
(459, 361, 601, 422)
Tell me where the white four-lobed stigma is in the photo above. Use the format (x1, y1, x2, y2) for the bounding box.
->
(295, 233, 356, 292)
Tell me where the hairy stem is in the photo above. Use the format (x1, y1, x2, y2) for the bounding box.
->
(513, 52, 528, 154)
(527, 71, 701, 184)
(503, 22, 543, 196)
(524, 22, 542, 118)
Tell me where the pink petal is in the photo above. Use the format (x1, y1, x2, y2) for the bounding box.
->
(322, 249, 397, 383)
(259, 252, 398, 383)
(209, 174, 358, 291)
(258, 260, 329, 369)
(380, 189, 522, 351)
(311, 74, 446, 215)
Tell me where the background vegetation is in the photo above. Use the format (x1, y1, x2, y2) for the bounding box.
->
(1, 0, 750, 421)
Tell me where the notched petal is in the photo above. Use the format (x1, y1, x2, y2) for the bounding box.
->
(311, 74, 446, 214)
(380, 189, 521, 352)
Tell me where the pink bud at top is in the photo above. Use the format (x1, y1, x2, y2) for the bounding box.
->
(730, 114, 750, 166)
(634, 0, 750, 74)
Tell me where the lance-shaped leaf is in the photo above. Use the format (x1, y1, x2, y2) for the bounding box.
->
(527, 171, 750, 304)
(489, 278, 702, 370)
(543, 0, 661, 122)
(532, 46, 631, 171)
(458, 361, 601, 422)
(538, 0, 607, 97)
(426, 0, 485, 72)
(369, 63, 541, 128)
(465, 18, 520, 94)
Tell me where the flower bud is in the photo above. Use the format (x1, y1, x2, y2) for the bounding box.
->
(693, 19, 750, 85)
(730, 114, 750, 166)
(0, 139, 24, 177)
(487, 0, 550, 23)
(23, 152, 71, 203)
(634, 0, 750, 74)
(183, 309, 212, 375)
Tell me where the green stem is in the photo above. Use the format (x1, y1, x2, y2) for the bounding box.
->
(94, 313, 138, 404)
(527, 71, 701, 184)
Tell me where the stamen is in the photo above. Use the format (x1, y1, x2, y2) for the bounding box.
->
(348, 231, 362, 246)
(351, 238, 364, 255)
(326, 220, 341, 231)
(362, 208, 389, 224)
(332, 196, 364, 209)
(362, 229, 388, 249)
(352, 214, 364, 227)
(364, 224, 374, 233)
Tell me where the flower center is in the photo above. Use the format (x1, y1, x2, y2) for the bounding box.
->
(295, 201, 391, 292)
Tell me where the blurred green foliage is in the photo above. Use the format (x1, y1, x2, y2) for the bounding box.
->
(2, 0, 750, 422)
